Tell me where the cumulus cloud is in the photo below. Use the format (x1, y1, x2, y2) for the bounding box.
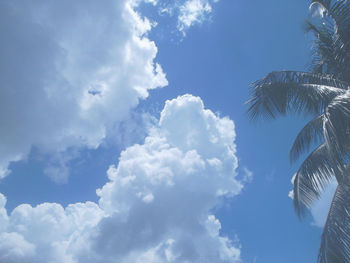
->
(0, 95, 243, 263)
(0, 0, 167, 180)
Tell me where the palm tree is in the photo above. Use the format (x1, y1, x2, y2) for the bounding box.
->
(247, 1, 350, 262)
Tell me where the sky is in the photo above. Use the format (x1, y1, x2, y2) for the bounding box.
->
(0, 0, 335, 262)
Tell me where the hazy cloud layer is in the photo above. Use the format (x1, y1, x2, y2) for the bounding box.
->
(0, 0, 167, 180)
(0, 95, 242, 263)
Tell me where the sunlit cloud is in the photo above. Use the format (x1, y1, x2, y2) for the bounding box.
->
(0, 95, 243, 263)
(0, 0, 167, 181)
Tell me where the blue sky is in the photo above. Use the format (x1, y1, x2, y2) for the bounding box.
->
(0, 0, 333, 262)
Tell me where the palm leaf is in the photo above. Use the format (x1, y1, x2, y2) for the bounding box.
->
(318, 178, 350, 263)
(323, 91, 350, 180)
(293, 143, 335, 217)
(311, 0, 350, 34)
(247, 71, 347, 120)
(305, 20, 345, 76)
(309, 1, 350, 80)
(290, 115, 324, 163)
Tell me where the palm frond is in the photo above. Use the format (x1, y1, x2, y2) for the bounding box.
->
(318, 178, 350, 263)
(311, 0, 350, 34)
(323, 91, 350, 180)
(246, 2, 350, 262)
(305, 20, 344, 76)
(247, 71, 347, 120)
(309, 1, 350, 80)
(293, 143, 334, 217)
(290, 115, 324, 163)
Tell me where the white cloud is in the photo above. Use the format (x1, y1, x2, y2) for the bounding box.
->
(178, 0, 213, 34)
(241, 167, 253, 183)
(144, 0, 159, 5)
(288, 173, 296, 199)
(0, 232, 36, 263)
(0, 0, 167, 180)
(149, 0, 218, 36)
(0, 95, 243, 262)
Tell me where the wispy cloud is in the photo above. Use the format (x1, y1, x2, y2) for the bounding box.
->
(142, 0, 219, 37)
(241, 167, 253, 183)
(177, 0, 213, 34)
